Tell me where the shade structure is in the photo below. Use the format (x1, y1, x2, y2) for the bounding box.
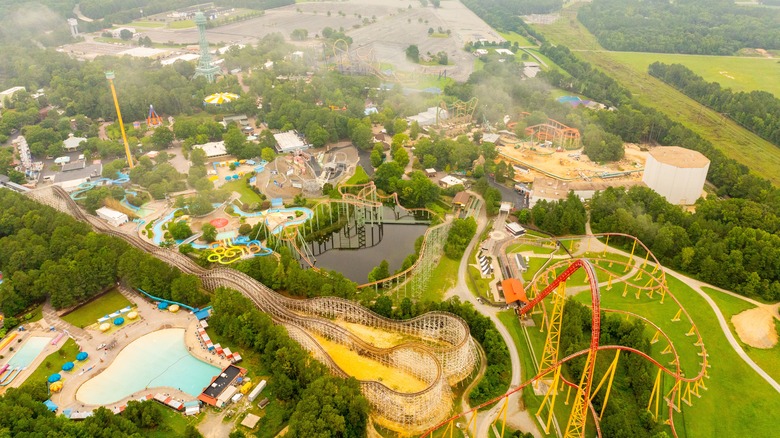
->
(99, 323, 111, 332)
(76, 352, 88, 361)
(49, 381, 63, 393)
(61, 362, 74, 371)
(204, 92, 239, 105)
(169, 304, 180, 313)
(157, 302, 169, 310)
(48, 373, 61, 383)
(113, 317, 125, 326)
(127, 311, 138, 320)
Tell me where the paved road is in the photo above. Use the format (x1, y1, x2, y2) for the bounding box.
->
(444, 193, 540, 437)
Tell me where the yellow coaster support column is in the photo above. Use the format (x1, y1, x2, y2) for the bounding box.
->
(105, 71, 134, 169)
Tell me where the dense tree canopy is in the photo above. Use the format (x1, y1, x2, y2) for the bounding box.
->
(579, 0, 780, 55)
(648, 62, 780, 147)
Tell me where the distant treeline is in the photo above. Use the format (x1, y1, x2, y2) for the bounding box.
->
(648, 62, 780, 147)
(535, 43, 780, 212)
(79, 0, 292, 27)
(460, 0, 549, 45)
(578, 0, 780, 55)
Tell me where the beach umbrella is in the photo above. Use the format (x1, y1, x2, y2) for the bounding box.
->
(157, 302, 169, 310)
(127, 311, 138, 320)
(48, 374, 61, 383)
(113, 317, 125, 326)
(61, 362, 74, 372)
(169, 304, 180, 313)
(99, 323, 111, 332)
(76, 352, 88, 361)
(204, 92, 239, 105)
(49, 381, 63, 393)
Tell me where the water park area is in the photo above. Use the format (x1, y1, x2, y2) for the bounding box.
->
(210, 159, 267, 189)
(75, 328, 221, 405)
(0, 336, 52, 387)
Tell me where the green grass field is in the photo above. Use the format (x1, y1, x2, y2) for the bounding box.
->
(417, 256, 460, 303)
(498, 31, 535, 47)
(566, 273, 780, 437)
(127, 21, 166, 29)
(700, 287, 780, 384)
(21, 338, 80, 389)
(531, 3, 780, 186)
(61, 288, 133, 329)
(168, 20, 195, 29)
(346, 165, 370, 185)
(606, 52, 780, 97)
(222, 176, 263, 204)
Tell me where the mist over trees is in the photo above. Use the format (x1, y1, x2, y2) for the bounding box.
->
(578, 0, 780, 55)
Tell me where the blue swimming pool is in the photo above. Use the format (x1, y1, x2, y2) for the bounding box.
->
(76, 329, 220, 405)
(8, 337, 50, 368)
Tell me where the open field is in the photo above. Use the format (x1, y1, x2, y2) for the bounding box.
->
(61, 288, 133, 329)
(222, 175, 263, 204)
(416, 256, 460, 303)
(313, 335, 428, 393)
(531, 3, 780, 186)
(607, 52, 780, 97)
(700, 287, 780, 384)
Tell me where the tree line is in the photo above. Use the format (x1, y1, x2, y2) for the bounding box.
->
(578, 0, 780, 55)
(0, 385, 207, 437)
(590, 186, 780, 301)
(536, 42, 780, 214)
(208, 287, 369, 437)
(0, 190, 208, 316)
(518, 192, 587, 236)
(648, 62, 780, 147)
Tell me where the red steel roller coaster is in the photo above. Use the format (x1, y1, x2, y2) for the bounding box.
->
(423, 234, 708, 438)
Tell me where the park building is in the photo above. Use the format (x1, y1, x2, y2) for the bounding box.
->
(273, 130, 311, 153)
(96, 207, 129, 227)
(642, 146, 710, 205)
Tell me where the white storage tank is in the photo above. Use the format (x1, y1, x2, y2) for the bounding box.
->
(248, 379, 267, 402)
(642, 146, 710, 205)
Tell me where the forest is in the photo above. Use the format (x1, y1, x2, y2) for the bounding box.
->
(578, 0, 780, 55)
(0, 190, 208, 316)
(648, 62, 780, 147)
(208, 288, 369, 437)
(589, 186, 780, 301)
(518, 192, 587, 236)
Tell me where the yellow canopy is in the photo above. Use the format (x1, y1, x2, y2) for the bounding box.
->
(127, 311, 138, 320)
(169, 304, 180, 313)
(99, 323, 111, 332)
(50, 381, 63, 393)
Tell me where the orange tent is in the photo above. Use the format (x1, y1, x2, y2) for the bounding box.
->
(502, 278, 528, 305)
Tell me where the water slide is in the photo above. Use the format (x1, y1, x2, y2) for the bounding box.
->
(0, 333, 18, 353)
(136, 288, 199, 313)
(0, 367, 23, 386)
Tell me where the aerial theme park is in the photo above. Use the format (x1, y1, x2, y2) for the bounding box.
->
(0, 0, 779, 437)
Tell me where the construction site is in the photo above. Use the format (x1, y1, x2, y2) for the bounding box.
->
(494, 118, 648, 184)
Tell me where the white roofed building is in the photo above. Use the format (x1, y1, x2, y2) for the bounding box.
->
(194, 141, 229, 158)
(439, 175, 465, 189)
(63, 134, 87, 151)
(273, 130, 311, 153)
(96, 207, 129, 227)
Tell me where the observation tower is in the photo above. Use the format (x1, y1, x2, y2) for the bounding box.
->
(192, 12, 220, 83)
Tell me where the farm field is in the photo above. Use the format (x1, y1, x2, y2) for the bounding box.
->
(530, 3, 780, 186)
(606, 52, 780, 97)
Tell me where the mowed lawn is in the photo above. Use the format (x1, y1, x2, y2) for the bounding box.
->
(61, 288, 133, 329)
(606, 52, 780, 97)
(569, 274, 780, 437)
(700, 286, 780, 384)
(222, 175, 263, 205)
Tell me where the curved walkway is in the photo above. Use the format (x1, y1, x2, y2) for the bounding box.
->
(582, 222, 780, 394)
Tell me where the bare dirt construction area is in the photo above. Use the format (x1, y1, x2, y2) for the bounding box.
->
(732, 304, 780, 349)
(135, 0, 501, 82)
(496, 141, 648, 182)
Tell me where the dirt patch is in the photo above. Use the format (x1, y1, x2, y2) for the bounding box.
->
(732, 305, 779, 349)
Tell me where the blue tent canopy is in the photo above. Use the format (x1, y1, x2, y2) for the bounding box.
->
(48, 374, 61, 383)
(61, 362, 74, 371)
(157, 302, 169, 310)
(113, 317, 124, 326)
(76, 351, 88, 361)
(44, 399, 58, 412)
